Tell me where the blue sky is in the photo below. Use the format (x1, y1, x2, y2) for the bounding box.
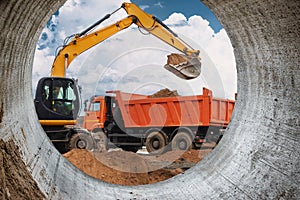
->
(131, 0, 222, 33)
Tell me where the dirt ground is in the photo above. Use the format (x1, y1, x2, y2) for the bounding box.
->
(63, 143, 215, 186)
(0, 137, 215, 200)
(0, 139, 45, 199)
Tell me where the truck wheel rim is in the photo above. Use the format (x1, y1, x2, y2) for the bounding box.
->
(77, 140, 86, 149)
(152, 140, 160, 149)
(178, 140, 187, 150)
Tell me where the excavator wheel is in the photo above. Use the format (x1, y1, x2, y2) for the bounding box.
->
(164, 53, 201, 80)
(69, 132, 94, 150)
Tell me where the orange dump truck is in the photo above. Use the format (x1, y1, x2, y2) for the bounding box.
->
(83, 88, 235, 153)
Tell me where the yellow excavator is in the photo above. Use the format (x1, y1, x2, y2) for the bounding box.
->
(34, 2, 201, 152)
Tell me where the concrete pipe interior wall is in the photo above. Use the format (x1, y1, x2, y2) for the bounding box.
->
(0, 0, 299, 199)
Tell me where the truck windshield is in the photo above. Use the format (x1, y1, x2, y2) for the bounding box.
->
(89, 102, 101, 112)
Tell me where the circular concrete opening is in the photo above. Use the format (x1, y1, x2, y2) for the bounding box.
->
(31, 1, 237, 187)
(0, 0, 299, 199)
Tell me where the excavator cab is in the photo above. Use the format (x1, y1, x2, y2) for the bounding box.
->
(34, 77, 80, 121)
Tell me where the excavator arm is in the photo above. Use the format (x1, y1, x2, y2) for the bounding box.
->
(122, 3, 199, 56)
(51, 16, 137, 77)
(51, 2, 201, 79)
(122, 3, 201, 80)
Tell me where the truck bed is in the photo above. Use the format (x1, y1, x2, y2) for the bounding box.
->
(108, 88, 235, 128)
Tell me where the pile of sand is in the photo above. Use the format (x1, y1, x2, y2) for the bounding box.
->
(150, 88, 179, 98)
(63, 143, 214, 186)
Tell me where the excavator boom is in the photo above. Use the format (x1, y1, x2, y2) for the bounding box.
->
(51, 16, 137, 77)
(122, 3, 201, 80)
(122, 3, 199, 56)
(51, 2, 201, 79)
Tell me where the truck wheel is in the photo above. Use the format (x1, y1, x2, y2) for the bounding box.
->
(172, 131, 193, 151)
(92, 131, 108, 152)
(146, 131, 166, 154)
(69, 133, 94, 150)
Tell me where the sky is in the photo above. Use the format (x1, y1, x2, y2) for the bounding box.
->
(130, 0, 223, 32)
(33, 0, 236, 105)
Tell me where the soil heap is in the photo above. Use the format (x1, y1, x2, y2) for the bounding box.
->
(150, 88, 179, 98)
(63, 143, 215, 186)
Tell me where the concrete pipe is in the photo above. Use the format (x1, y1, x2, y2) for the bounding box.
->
(0, 0, 299, 199)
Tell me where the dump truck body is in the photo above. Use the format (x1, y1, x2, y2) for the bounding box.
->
(113, 88, 234, 128)
(83, 88, 235, 153)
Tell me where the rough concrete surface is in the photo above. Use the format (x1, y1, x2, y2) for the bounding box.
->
(0, 0, 299, 199)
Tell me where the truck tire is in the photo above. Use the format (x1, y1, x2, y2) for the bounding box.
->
(146, 131, 166, 154)
(171, 131, 193, 151)
(69, 132, 94, 150)
(92, 131, 108, 152)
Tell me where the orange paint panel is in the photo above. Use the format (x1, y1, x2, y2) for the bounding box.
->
(140, 103, 151, 125)
(167, 101, 180, 125)
(110, 88, 235, 128)
(127, 104, 140, 125)
(173, 101, 182, 124)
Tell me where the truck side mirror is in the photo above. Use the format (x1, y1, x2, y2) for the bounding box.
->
(84, 99, 88, 112)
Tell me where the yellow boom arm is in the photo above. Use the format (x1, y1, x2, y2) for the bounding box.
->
(51, 2, 201, 79)
(123, 2, 199, 56)
(51, 16, 136, 77)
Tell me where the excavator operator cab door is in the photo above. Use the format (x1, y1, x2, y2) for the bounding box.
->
(34, 77, 80, 121)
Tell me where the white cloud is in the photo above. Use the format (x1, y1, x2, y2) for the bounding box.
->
(205, 29, 237, 98)
(163, 13, 187, 26)
(58, 0, 131, 30)
(32, 47, 54, 95)
(139, 5, 150, 10)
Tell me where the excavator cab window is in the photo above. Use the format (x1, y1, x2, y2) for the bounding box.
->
(51, 81, 76, 115)
(35, 77, 80, 120)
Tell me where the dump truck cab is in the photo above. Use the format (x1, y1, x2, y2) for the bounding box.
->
(83, 96, 106, 131)
(83, 95, 117, 131)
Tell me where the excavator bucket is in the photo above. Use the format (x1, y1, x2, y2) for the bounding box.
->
(164, 53, 201, 80)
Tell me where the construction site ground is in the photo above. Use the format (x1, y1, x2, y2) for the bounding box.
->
(63, 142, 216, 186)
